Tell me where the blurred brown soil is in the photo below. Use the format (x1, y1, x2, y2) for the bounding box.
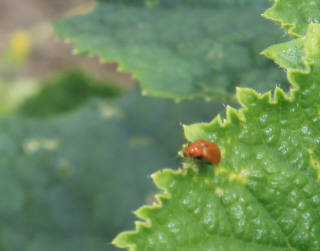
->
(0, 0, 136, 88)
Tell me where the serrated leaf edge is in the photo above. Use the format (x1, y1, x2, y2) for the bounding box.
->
(112, 169, 184, 250)
(262, 0, 301, 38)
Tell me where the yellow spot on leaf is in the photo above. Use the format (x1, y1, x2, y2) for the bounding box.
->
(214, 166, 228, 176)
(228, 169, 250, 184)
(182, 162, 191, 169)
(310, 157, 320, 179)
(226, 137, 232, 144)
(214, 187, 224, 197)
(308, 148, 314, 154)
(9, 31, 31, 61)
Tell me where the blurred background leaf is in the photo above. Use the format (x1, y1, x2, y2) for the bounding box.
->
(55, 0, 289, 101)
(17, 69, 122, 118)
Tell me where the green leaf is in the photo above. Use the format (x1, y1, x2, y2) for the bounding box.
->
(263, 0, 320, 37)
(54, 0, 288, 100)
(113, 23, 320, 251)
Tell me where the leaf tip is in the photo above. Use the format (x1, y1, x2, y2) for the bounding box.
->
(112, 231, 136, 251)
(236, 88, 261, 107)
(151, 169, 181, 191)
(225, 105, 244, 125)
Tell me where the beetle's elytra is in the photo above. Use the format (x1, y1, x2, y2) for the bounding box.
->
(183, 139, 221, 165)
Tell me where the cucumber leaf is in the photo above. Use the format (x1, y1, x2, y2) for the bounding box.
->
(113, 20, 320, 251)
(54, 0, 288, 100)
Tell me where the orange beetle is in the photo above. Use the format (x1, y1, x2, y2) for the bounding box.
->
(183, 139, 221, 165)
